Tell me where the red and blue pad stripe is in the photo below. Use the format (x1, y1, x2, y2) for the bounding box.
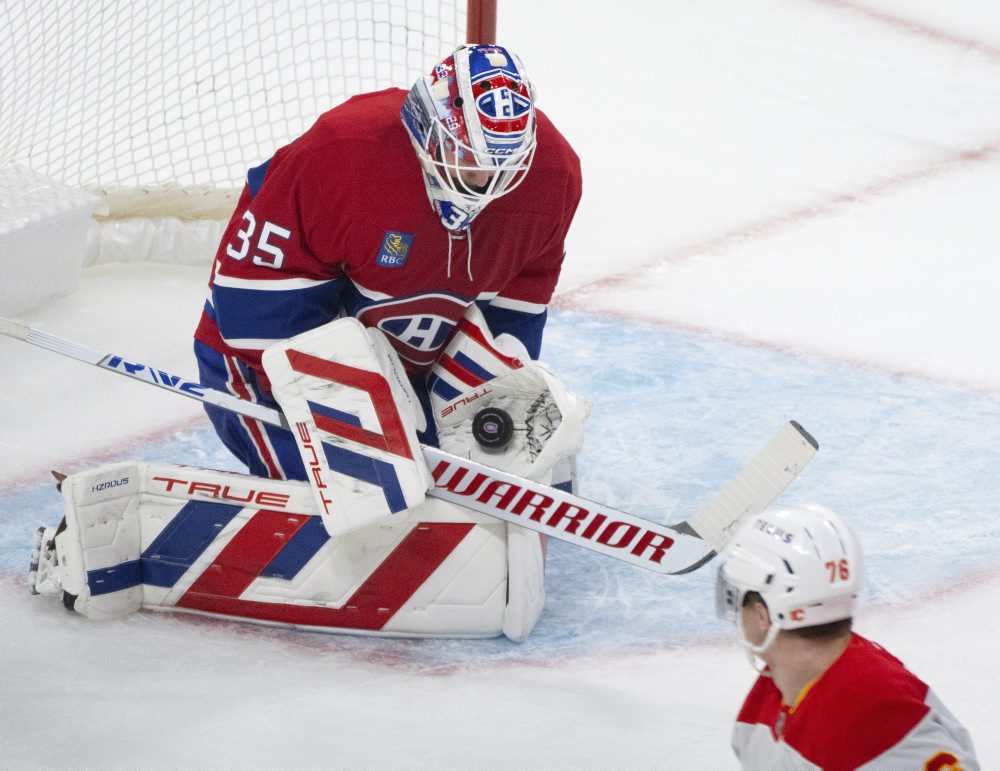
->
(87, 497, 474, 632)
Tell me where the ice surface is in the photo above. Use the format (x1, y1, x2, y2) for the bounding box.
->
(2, 1, 999, 767)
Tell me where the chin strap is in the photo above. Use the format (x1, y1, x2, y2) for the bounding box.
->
(413, 149, 487, 232)
(739, 619, 783, 673)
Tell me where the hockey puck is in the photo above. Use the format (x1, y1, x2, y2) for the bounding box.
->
(472, 406, 514, 450)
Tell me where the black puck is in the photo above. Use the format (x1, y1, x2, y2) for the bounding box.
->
(472, 406, 514, 450)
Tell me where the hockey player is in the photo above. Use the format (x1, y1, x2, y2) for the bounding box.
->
(27, 45, 583, 641)
(193, 43, 582, 480)
(716, 504, 979, 770)
(33, 43, 586, 641)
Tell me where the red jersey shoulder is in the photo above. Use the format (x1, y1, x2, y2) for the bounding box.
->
(823, 635, 930, 710)
(781, 635, 932, 769)
(511, 108, 582, 209)
(736, 672, 782, 726)
(283, 88, 409, 179)
(311, 88, 406, 137)
(534, 108, 582, 175)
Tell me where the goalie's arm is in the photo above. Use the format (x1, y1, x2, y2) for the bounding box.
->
(199, 150, 348, 377)
(476, 299, 548, 360)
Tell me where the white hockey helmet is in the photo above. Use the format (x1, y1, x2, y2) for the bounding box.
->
(401, 44, 537, 231)
(715, 504, 863, 656)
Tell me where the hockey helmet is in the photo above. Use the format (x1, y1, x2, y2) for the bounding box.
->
(401, 44, 537, 230)
(715, 504, 863, 655)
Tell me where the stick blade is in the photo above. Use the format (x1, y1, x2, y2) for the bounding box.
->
(685, 420, 818, 554)
(0, 315, 31, 341)
(0, 317, 106, 365)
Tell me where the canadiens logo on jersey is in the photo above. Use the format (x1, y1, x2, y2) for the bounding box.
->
(356, 293, 470, 370)
(376, 231, 414, 268)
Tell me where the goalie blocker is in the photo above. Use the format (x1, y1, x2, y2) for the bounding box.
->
(259, 310, 589, 536)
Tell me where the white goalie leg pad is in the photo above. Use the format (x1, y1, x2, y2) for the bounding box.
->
(50, 462, 145, 619)
(44, 462, 319, 620)
(262, 317, 432, 536)
(429, 305, 591, 485)
(502, 524, 546, 642)
(43, 462, 536, 637)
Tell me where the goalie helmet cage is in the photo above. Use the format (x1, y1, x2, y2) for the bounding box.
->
(0, 0, 496, 222)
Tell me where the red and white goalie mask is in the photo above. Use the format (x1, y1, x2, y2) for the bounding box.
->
(401, 45, 537, 230)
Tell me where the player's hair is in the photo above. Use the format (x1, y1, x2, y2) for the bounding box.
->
(743, 591, 853, 640)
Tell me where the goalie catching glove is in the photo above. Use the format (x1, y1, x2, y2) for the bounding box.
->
(428, 306, 590, 485)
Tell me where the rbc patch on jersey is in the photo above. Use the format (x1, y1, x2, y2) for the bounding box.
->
(376, 231, 414, 268)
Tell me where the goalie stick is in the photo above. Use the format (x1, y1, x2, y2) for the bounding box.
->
(0, 316, 818, 574)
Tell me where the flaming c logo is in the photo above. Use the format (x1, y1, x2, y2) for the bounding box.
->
(924, 751, 963, 770)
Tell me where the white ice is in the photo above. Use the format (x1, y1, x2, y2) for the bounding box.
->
(2, 0, 1000, 767)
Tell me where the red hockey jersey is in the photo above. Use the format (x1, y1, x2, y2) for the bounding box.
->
(732, 634, 978, 770)
(194, 87, 582, 388)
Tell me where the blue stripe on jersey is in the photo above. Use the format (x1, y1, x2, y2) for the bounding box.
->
(213, 279, 344, 344)
(260, 516, 330, 579)
(321, 443, 408, 513)
(476, 301, 547, 359)
(247, 158, 272, 197)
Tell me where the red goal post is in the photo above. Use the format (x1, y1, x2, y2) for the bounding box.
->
(0, 0, 497, 224)
(467, 0, 498, 45)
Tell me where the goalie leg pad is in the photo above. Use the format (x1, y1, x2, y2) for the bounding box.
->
(38, 462, 544, 639)
(502, 525, 546, 642)
(50, 462, 145, 619)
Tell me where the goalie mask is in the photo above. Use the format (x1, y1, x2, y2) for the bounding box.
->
(715, 504, 863, 659)
(401, 44, 537, 231)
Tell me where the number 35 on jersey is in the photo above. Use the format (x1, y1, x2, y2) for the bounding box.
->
(226, 210, 291, 269)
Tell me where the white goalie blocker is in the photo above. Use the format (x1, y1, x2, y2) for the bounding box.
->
(33, 461, 544, 640)
(261, 317, 432, 537)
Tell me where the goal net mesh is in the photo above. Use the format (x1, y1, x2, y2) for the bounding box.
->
(0, 0, 465, 217)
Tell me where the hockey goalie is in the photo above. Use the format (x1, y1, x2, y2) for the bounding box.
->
(28, 44, 590, 641)
(29, 310, 589, 641)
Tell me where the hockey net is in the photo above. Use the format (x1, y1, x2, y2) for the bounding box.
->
(0, 0, 474, 227)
